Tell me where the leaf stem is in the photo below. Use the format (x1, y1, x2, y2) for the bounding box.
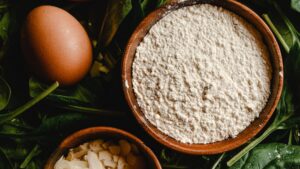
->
(0, 82, 59, 125)
(227, 126, 277, 167)
(59, 104, 126, 117)
(288, 129, 293, 145)
(262, 14, 290, 53)
(212, 153, 225, 169)
(0, 146, 14, 169)
(20, 145, 41, 168)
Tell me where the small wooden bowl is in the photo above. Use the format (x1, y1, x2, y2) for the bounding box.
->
(44, 127, 162, 169)
(122, 0, 283, 154)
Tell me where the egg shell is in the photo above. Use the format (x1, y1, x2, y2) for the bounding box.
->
(21, 5, 92, 86)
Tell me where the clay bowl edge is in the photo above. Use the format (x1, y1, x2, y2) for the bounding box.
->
(122, 0, 283, 155)
(44, 127, 162, 169)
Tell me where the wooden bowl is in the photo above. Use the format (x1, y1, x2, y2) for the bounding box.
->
(122, 0, 283, 155)
(44, 127, 162, 169)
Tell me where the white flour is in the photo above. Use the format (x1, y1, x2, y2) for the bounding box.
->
(132, 4, 272, 144)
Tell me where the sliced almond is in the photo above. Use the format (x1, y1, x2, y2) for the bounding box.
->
(102, 141, 112, 150)
(126, 153, 136, 166)
(87, 151, 105, 169)
(113, 155, 119, 162)
(117, 157, 127, 169)
(119, 140, 131, 156)
(109, 145, 121, 155)
(89, 139, 104, 152)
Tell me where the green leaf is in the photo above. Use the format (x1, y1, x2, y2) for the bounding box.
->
(29, 77, 96, 106)
(0, 76, 11, 111)
(0, 11, 10, 61)
(0, 82, 59, 125)
(57, 105, 125, 117)
(156, 0, 170, 7)
(98, 0, 132, 48)
(278, 117, 300, 130)
(291, 0, 300, 13)
(32, 113, 88, 134)
(227, 85, 295, 167)
(20, 145, 40, 169)
(229, 143, 300, 169)
(0, 147, 14, 169)
(0, 145, 28, 160)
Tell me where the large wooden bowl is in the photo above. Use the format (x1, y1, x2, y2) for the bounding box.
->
(44, 127, 162, 169)
(122, 0, 283, 155)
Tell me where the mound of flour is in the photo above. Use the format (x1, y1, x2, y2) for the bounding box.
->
(132, 4, 272, 144)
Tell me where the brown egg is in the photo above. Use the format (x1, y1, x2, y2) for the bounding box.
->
(21, 5, 92, 86)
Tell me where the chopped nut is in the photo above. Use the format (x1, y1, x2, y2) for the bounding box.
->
(130, 156, 147, 169)
(89, 139, 104, 152)
(113, 155, 119, 162)
(119, 140, 131, 156)
(102, 141, 112, 150)
(117, 157, 128, 169)
(56, 139, 145, 169)
(87, 151, 105, 169)
(98, 150, 112, 161)
(126, 153, 136, 166)
(109, 145, 121, 155)
(66, 149, 87, 160)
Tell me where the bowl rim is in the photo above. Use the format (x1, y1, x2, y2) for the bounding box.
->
(44, 126, 162, 169)
(121, 0, 284, 155)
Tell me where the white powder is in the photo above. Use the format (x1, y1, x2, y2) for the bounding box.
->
(132, 4, 272, 144)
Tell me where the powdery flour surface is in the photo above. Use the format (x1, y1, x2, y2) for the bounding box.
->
(132, 4, 272, 144)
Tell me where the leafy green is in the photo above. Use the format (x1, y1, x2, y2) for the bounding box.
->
(160, 149, 218, 169)
(0, 82, 59, 125)
(98, 0, 132, 48)
(29, 77, 96, 106)
(57, 104, 125, 116)
(0, 146, 14, 169)
(0, 76, 10, 111)
(212, 153, 226, 169)
(29, 77, 125, 116)
(262, 2, 299, 53)
(0, 11, 10, 59)
(20, 145, 40, 169)
(1, 1, 300, 169)
(230, 143, 300, 169)
(291, 0, 300, 13)
(228, 1, 300, 167)
(227, 85, 295, 166)
(32, 113, 89, 134)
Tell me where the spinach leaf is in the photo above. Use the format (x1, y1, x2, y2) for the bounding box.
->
(262, 13, 294, 53)
(262, 1, 299, 53)
(0, 146, 14, 169)
(20, 145, 40, 169)
(29, 77, 96, 106)
(0, 82, 59, 125)
(227, 85, 294, 167)
(0, 76, 11, 111)
(0, 12, 11, 60)
(228, 2, 300, 166)
(98, 0, 132, 48)
(134, 0, 168, 18)
(0, 146, 28, 161)
(230, 143, 300, 169)
(291, 0, 300, 13)
(32, 113, 89, 134)
(156, 0, 170, 7)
